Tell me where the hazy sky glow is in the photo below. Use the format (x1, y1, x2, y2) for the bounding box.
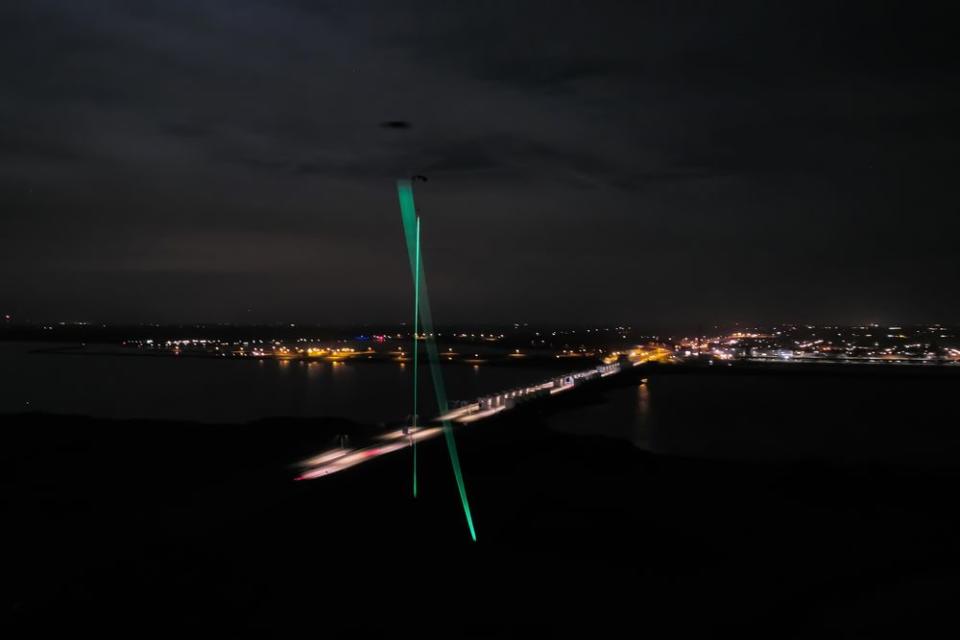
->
(2, 1, 958, 326)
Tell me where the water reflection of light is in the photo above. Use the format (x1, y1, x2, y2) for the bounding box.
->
(637, 383, 650, 415)
(634, 381, 652, 448)
(330, 360, 354, 377)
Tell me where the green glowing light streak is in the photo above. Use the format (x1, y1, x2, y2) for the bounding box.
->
(396, 179, 477, 541)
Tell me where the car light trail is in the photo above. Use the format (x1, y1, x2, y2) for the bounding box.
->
(296, 427, 444, 481)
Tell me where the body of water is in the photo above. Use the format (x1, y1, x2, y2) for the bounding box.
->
(0, 342, 561, 424)
(4, 341, 959, 466)
(547, 370, 960, 466)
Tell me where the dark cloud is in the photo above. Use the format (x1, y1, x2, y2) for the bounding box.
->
(1, 1, 958, 325)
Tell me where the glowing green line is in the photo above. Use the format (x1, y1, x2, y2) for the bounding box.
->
(420, 285, 477, 541)
(396, 179, 477, 541)
(412, 217, 420, 498)
(416, 243, 478, 541)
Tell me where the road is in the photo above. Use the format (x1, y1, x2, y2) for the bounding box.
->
(295, 346, 671, 480)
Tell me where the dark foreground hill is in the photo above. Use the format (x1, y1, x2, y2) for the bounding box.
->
(3, 408, 960, 637)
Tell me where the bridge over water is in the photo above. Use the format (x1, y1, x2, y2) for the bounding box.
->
(298, 177, 669, 541)
(294, 348, 669, 481)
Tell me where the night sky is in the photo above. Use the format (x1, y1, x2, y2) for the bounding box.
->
(2, 1, 958, 327)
